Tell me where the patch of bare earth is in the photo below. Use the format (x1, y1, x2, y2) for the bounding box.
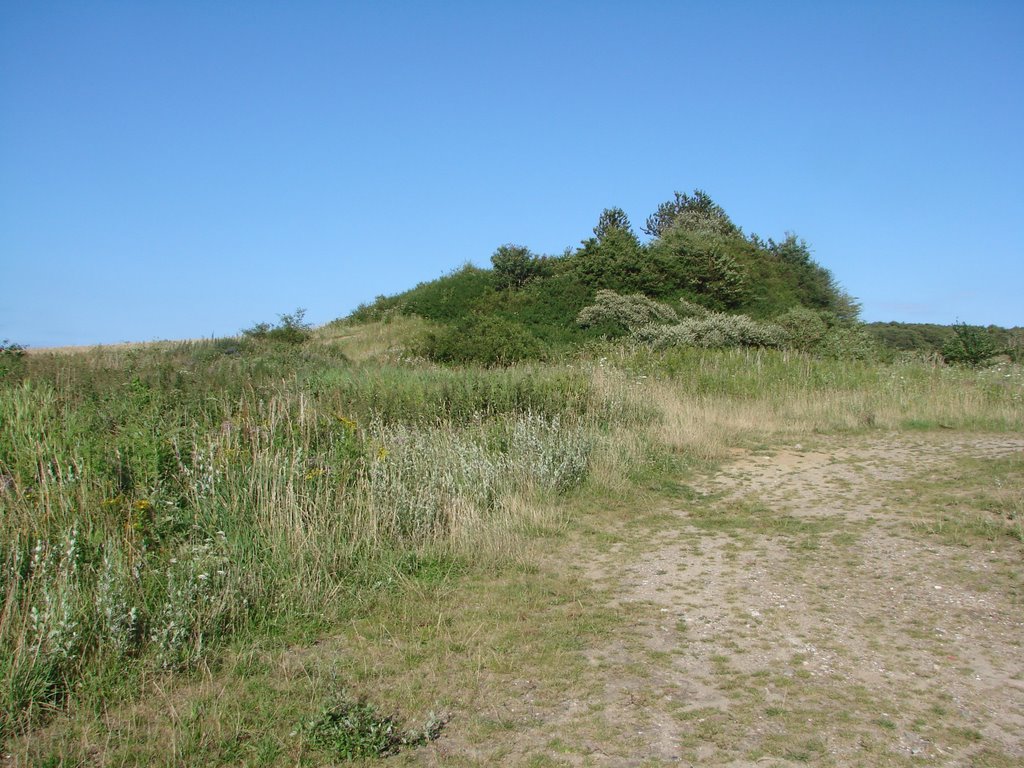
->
(563, 432, 1024, 767)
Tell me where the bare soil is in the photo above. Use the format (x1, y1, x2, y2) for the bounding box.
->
(10, 433, 1022, 767)
(443, 432, 1024, 767)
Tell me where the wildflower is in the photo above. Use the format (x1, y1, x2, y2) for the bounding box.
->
(377, 446, 390, 461)
(133, 499, 152, 512)
(332, 411, 358, 431)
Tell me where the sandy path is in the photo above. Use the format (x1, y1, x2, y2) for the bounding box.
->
(559, 433, 1024, 766)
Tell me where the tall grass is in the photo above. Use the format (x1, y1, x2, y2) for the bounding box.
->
(600, 345, 1024, 459)
(2, 331, 1022, 739)
(0, 341, 601, 737)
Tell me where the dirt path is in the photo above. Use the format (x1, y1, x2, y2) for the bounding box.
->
(518, 433, 1024, 767)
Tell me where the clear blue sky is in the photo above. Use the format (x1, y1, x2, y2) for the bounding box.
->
(2, 1, 1021, 347)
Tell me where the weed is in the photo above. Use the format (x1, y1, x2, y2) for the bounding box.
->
(298, 691, 445, 760)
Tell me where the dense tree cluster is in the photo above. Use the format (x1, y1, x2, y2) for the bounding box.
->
(349, 190, 867, 363)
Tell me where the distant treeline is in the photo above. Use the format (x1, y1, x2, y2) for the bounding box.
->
(865, 322, 1023, 359)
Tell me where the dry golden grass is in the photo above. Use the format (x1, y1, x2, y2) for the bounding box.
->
(313, 316, 437, 362)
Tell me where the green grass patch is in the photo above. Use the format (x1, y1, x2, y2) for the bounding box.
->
(897, 453, 1024, 545)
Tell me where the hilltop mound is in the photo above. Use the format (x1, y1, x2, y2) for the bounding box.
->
(348, 190, 862, 363)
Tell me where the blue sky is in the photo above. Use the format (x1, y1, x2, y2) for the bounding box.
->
(2, 1, 1021, 347)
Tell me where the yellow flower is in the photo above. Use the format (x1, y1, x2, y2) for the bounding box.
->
(305, 468, 325, 481)
(133, 499, 151, 512)
(332, 411, 358, 431)
(376, 447, 390, 461)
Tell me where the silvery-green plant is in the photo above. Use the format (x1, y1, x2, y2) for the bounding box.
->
(149, 531, 233, 668)
(633, 312, 785, 349)
(94, 546, 139, 656)
(508, 412, 592, 493)
(26, 528, 84, 664)
(676, 298, 711, 319)
(577, 290, 678, 334)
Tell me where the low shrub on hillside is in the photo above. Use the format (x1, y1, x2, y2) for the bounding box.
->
(773, 306, 878, 360)
(576, 290, 679, 334)
(575, 290, 815, 353)
(774, 306, 829, 351)
(633, 313, 785, 350)
(490, 244, 552, 290)
(242, 308, 312, 345)
(420, 314, 544, 366)
(676, 297, 712, 319)
(818, 323, 878, 361)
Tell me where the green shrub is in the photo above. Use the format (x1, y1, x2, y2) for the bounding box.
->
(0, 340, 26, 380)
(242, 308, 312, 345)
(642, 189, 740, 238)
(645, 229, 749, 310)
(943, 322, 999, 368)
(356, 264, 494, 324)
(771, 307, 877, 360)
(494, 270, 594, 345)
(774, 306, 829, 351)
(818, 324, 878, 361)
(421, 315, 543, 366)
(864, 321, 951, 354)
(491, 244, 549, 290)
